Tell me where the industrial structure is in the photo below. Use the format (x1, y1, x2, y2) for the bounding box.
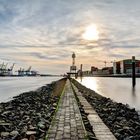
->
(90, 59, 140, 75)
(0, 63, 15, 76)
(66, 55, 140, 76)
(113, 59, 140, 75)
(70, 52, 77, 73)
(67, 52, 78, 77)
(0, 62, 38, 76)
(17, 66, 38, 76)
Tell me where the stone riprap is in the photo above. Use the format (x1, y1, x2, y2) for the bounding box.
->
(72, 78, 140, 140)
(0, 79, 66, 140)
(72, 83, 116, 140)
(46, 80, 87, 140)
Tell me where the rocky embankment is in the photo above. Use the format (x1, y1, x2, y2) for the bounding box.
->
(72, 79, 140, 140)
(0, 78, 66, 140)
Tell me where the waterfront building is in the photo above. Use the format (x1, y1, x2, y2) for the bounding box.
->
(102, 67, 113, 74)
(113, 59, 140, 74)
(91, 66, 98, 73)
(91, 66, 113, 75)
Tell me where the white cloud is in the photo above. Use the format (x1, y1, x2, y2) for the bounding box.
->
(0, 0, 140, 73)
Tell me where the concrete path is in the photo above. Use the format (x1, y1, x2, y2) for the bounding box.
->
(46, 80, 87, 140)
(72, 83, 117, 140)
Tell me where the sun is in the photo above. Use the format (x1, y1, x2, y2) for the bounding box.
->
(82, 24, 99, 41)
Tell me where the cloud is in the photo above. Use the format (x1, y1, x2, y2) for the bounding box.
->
(0, 0, 140, 73)
(111, 45, 140, 49)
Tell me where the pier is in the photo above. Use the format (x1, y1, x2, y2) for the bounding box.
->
(46, 79, 116, 140)
(46, 80, 87, 139)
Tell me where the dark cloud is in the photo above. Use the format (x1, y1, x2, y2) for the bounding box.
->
(27, 52, 68, 60)
(111, 45, 140, 49)
(109, 53, 126, 58)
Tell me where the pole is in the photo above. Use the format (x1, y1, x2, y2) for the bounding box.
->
(132, 56, 136, 87)
(80, 64, 83, 77)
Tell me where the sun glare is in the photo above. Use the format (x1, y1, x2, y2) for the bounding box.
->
(82, 24, 99, 41)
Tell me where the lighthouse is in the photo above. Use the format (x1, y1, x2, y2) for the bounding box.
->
(70, 52, 77, 73)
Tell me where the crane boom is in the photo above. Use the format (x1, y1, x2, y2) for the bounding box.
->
(10, 63, 15, 70)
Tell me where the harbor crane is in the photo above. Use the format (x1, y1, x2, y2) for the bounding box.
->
(7, 63, 15, 75)
(18, 68, 25, 76)
(98, 60, 114, 67)
(25, 66, 32, 75)
(0, 62, 8, 75)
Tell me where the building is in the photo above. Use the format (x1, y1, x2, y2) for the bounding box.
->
(102, 67, 113, 74)
(113, 59, 140, 74)
(91, 66, 98, 72)
(90, 66, 113, 75)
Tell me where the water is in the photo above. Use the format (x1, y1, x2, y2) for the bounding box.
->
(0, 76, 61, 103)
(77, 77, 140, 111)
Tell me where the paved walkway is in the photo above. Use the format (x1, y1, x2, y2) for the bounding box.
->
(72, 83, 117, 140)
(46, 80, 87, 140)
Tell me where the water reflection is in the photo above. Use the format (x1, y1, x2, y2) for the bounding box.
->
(77, 77, 140, 110)
(77, 77, 98, 92)
(131, 87, 136, 104)
(80, 76, 83, 82)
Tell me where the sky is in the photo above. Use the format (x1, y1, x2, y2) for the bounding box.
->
(0, 0, 140, 74)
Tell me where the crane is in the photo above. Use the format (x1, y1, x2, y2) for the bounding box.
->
(25, 66, 32, 76)
(10, 63, 15, 71)
(98, 60, 114, 67)
(7, 63, 15, 75)
(0, 62, 4, 69)
(0, 63, 8, 75)
(18, 67, 25, 76)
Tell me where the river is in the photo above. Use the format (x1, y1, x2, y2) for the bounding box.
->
(0, 76, 61, 103)
(1, 76, 140, 111)
(77, 77, 140, 111)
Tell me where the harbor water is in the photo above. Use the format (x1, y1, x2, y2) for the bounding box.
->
(77, 77, 140, 111)
(1, 76, 140, 111)
(0, 76, 61, 103)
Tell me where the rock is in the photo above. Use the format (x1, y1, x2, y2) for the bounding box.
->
(26, 131, 36, 135)
(123, 126, 130, 130)
(1, 132, 10, 137)
(0, 122, 12, 131)
(116, 116, 125, 121)
(29, 125, 36, 130)
(10, 130, 19, 136)
(36, 113, 42, 117)
(1, 111, 11, 116)
(37, 122, 45, 129)
(53, 103, 57, 107)
(29, 135, 35, 140)
(0, 122, 11, 126)
(114, 124, 121, 129)
(38, 128, 45, 133)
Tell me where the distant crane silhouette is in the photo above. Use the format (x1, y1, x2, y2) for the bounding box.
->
(98, 60, 114, 67)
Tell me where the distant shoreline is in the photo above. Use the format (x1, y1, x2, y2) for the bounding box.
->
(0, 75, 62, 77)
